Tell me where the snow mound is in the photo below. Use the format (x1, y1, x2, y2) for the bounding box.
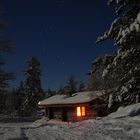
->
(30, 117, 49, 128)
(108, 103, 140, 118)
(46, 119, 69, 125)
(30, 118, 69, 128)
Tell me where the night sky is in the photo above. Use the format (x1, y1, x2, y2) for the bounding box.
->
(1, 0, 115, 90)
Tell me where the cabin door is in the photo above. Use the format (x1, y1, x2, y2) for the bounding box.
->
(62, 108, 68, 121)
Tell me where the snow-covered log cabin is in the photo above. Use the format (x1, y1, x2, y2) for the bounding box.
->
(38, 91, 106, 122)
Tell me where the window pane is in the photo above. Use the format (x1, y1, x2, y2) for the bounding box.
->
(77, 107, 81, 116)
(82, 106, 85, 116)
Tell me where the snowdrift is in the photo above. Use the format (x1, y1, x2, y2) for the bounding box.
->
(108, 103, 140, 118)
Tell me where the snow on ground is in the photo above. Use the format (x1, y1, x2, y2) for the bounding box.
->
(0, 103, 140, 140)
(24, 116, 140, 140)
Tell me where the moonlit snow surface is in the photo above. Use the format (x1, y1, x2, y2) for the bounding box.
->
(0, 103, 140, 140)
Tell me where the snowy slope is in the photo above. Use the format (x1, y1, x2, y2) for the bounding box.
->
(0, 103, 140, 140)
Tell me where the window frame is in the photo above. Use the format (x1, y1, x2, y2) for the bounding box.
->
(76, 106, 86, 117)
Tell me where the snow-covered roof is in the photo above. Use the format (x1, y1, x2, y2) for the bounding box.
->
(39, 91, 104, 106)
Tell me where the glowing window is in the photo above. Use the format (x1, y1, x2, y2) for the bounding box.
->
(77, 107, 81, 116)
(81, 106, 86, 116)
(76, 106, 86, 117)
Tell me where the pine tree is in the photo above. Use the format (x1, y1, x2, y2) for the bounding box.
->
(5, 83, 25, 117)
(5, 88, 16, 114)
(15, 81, 25, 116)
(46, 88, 56, 97)
(22, 57, 44, 116)
(96, 0, 140, 109)
(57, 85, 65, 95)
(78, 81, 86, 92)
(65, 75, 77, 97)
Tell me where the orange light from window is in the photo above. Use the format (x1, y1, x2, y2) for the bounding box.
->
(77, 107, 81, 116)
(81, 106, 85, 116)
(76, 106, 86, 117)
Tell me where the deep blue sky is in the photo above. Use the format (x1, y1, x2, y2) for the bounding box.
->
(1, 0, 115, 90)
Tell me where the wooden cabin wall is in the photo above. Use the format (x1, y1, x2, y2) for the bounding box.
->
(45, 105, 97, 122)
(47, 107, 63, 120)
(67, 105, 97, 122)
(52, 108, 62, 119)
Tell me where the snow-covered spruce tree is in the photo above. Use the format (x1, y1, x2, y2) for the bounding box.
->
(0, 16, 14, 112)
(88, 55, 115, 91)
(22, 57, 45, 116)
(97, 0, 140, 109)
